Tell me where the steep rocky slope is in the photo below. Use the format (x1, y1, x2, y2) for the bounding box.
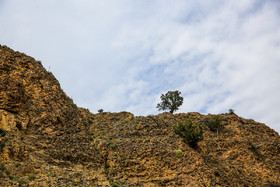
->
(0, 45, 106, 186)
(0, 45, 280, 186)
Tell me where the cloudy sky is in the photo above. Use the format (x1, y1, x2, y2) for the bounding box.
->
(0, 0, 280, 133)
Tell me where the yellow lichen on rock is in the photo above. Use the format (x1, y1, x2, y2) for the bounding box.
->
(0, 110, 16, 131)
(1, 149, 9, 161)
(0, 45, 279, 186)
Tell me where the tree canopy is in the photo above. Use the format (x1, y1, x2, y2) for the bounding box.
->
(156, 90, 183, 114)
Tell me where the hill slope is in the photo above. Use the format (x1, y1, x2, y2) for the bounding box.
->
(0, 45, 280, 186)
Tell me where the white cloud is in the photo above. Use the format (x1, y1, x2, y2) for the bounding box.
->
(0, 0, 279, 133)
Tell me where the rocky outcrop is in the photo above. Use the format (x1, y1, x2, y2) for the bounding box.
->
(0, 45, 107, 186)
(0, 45, 280, 186)
(0, 45, 79, 129)
(87, 112, 280, 186)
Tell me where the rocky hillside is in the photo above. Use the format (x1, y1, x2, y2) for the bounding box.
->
(0, 45, 280, 186)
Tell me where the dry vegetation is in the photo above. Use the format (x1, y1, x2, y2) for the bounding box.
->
(1, 45, 280, 186)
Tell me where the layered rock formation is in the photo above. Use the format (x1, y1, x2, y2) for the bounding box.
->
(0, 45, 106, 186)
(0, 45, 280, 186)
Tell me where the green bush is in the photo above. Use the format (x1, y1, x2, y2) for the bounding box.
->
(204, 115, 222, 132)
(98, 109, 104, 113)
(0, 138, 9, 152)
(175, 149, 183, 158)
(5, 170, 10, 175)
(18, 180, 27, 184)
(228, 109, 235, 114)
(173, 119, 203, 148)
(8, 175, 15, 180)
(0, 163, 5, 171)
(0, 128, 6, 137)
(28, 175, 36, 181)
(88, 118, 93, 124)
(105, 162, 110, 169)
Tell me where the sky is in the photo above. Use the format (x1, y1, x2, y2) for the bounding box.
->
(0, 0, 280, 133)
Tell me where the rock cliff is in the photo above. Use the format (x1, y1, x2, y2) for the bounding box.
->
(0, 45, 280, 186)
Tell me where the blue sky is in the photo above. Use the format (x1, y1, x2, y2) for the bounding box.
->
(0, 0, 280, 133)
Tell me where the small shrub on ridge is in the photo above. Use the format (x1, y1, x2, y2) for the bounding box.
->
(204, 115, 222, 132)
(228, 109, 235, 114)
(173, 119, 203, 148)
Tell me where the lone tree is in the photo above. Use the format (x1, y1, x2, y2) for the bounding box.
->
(157, 90, 183, 114)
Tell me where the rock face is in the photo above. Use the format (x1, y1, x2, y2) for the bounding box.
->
(0, 45, 280, 186)
(0, 45, 106, 186)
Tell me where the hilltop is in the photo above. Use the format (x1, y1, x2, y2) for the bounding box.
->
(0, 45, 280, 186)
